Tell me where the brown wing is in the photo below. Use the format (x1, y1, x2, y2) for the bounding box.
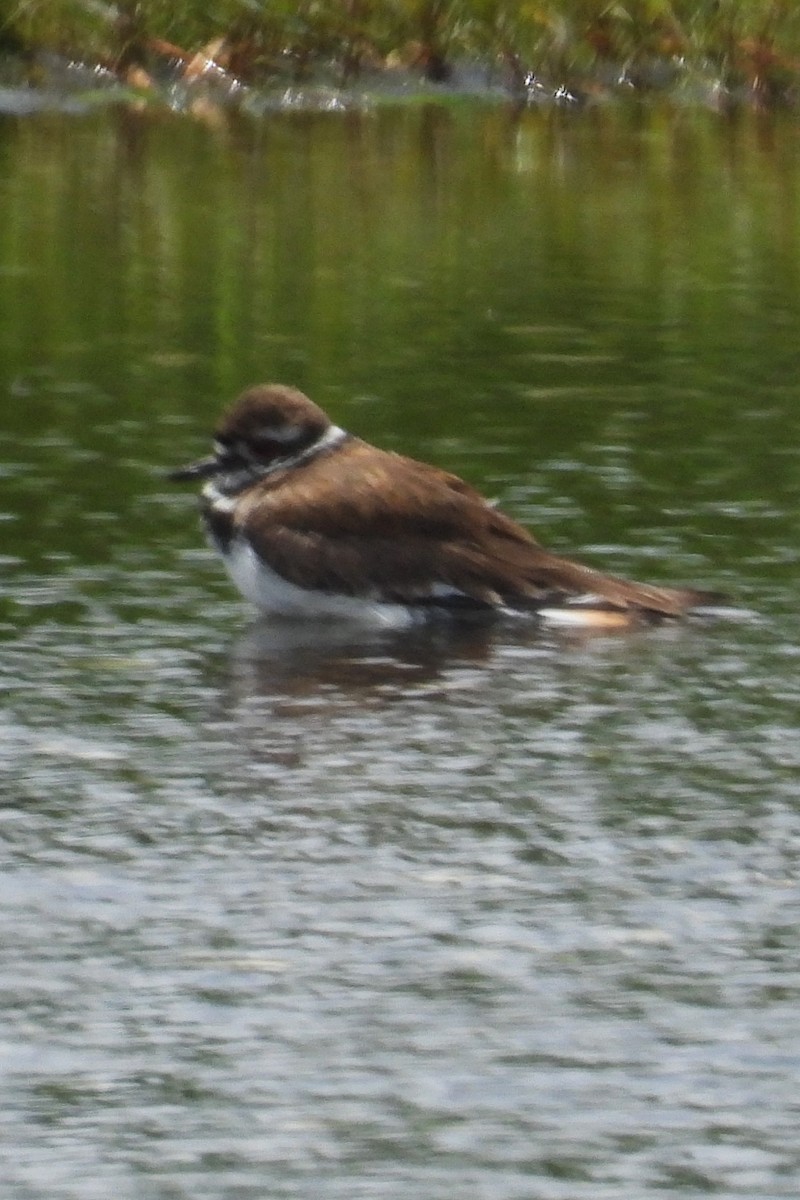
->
(234, 440, 717, 617)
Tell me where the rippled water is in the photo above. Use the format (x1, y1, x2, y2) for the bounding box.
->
(2, 104, 800, 1198)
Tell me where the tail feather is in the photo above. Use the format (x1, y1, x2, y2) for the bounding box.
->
(521, 551, 724, 618)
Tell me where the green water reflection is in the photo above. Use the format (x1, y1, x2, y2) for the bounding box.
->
(0, 103, 799, 604)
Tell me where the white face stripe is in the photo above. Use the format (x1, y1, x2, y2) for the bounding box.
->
(203, 424, 348, 502)
(202, 481, 237, 509)
(274, 423, 347, 471)
(254, 423, 307, 445)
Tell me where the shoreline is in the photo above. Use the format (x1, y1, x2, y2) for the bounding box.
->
(0, 46, 796, 120)
(3, 2, 800, 117)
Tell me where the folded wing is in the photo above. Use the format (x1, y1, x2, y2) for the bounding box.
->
(234, 440, 720, 618)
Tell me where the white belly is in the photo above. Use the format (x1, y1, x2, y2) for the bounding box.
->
(222, 538, 414, 627)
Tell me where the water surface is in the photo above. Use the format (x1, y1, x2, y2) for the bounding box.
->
(1, 103, 800, 1199)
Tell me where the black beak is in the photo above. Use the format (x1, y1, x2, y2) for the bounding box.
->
(165, 455, 221, 483)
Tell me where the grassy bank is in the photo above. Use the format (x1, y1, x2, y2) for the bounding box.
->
(4, 1, 800, 105)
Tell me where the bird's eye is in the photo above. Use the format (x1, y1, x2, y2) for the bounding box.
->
(242, 440, 279, 465)
(249, 429, 300, 458)
(250, 434, 280, 453)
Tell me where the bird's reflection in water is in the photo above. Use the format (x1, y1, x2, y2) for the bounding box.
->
(217, 605, 675, 711)
(202, 612, 723, 786)
(208, 617, 502, 778)
(224, 613, 498, 703)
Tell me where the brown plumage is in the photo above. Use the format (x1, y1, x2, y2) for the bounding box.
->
(170, 384, 722, 625)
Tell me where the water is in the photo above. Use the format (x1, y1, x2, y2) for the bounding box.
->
(1, 102, 800, 1199)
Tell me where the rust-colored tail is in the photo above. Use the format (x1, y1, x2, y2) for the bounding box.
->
(524, 550, 724, 621)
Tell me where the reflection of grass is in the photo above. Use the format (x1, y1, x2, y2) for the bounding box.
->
(4, 1, 800, 105)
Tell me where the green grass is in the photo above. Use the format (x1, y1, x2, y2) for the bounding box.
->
(3, 0, 800, 102)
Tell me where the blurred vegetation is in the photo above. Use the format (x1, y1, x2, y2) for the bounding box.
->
(3, 0, 800, 103)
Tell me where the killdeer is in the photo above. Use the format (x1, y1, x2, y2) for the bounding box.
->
(169, 383, 721, 628)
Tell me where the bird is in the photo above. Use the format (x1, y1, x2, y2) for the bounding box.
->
(168, 383, 722, 628)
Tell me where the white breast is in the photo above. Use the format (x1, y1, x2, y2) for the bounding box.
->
(222, 538, 415, 627)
